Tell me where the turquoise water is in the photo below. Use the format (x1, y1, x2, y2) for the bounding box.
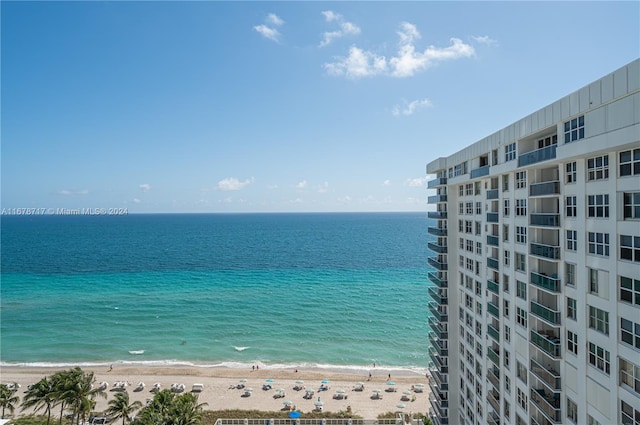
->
(1, 213, 433, 373)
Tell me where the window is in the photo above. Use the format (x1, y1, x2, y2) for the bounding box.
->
(476, 202, 482, 215)
(458, 219, 463, 232)
(566, 263, 576, 286)
(588, 232, 610, 256)
(619, 148, 640, 176)
(516, 226, 527, 244)
(503, 300, 510, 317)
(517, 387, 527, 411)
(589, 268, 599, 294)
(503, 199, 510, 216)
(515, 171, 526, 189)
(505, 375, 510, 392)
(567, 297, 577, 320)
(504, 250, 510, 266)
(620, 358, 640, 396)
(516, 280, 527, 300)
(465, 183, 473, 196)
(466, 239, 474, 252)
(516, 361, 527, 384)
(459, 202, 464, 214)
(587, 415, 601, 425)
(566, 161, 577, 183)
(465, 220, 472, 234)
(505, 143, 516, 162)
(505, 325, 511, 342)
(466, 202, 473, 215)
(502, 174, 509, 191)
(588, 306, 609, 335)
(566, 230, 577, 251)
(567, 330, 578, 355)
(567, 398, 577, 424)
(503, 224, 509, 242)
(516, 307, 527, 328)
(459, 185, 464, 196)
(587, 194, 609, 218)
(587, 155, 609, 181)
(620, 275, 640, 306)
(624, 192, 640, 219)
(621, 318, 640, 349)
(474, 181, 481, 195)
(588, 342, 610, 374)
(621, 400, 640, 425)
(621, 235, 640, 262)
(516, 199, 527, 216)
(476, 242, 482, 255)
(566, 196, 577, 217)
(515, 253, 526, 272)
(564, 115, 584, 143)
(504, 350, 510, 369)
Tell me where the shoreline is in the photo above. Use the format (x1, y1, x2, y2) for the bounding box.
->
(1, 364, 431, 419)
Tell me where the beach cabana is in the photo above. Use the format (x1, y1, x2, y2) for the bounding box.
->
(334, 389, 346, 400)
(243, 387, 253, 397)
(304, 388, 315, 399)
(274, 388, 285, 399)
(293, 380, 304, 391)
(413, 383, 425, 393)
(371, 389, 382, 400)
(401, 390, 412, 401)
(353, 382, 364, 391)
(385, 381, 397, 392)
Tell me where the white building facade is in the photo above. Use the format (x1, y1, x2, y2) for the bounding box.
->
(426, 59, 640, 425)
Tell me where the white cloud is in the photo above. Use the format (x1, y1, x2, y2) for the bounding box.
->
(139, 183, 151, 192)
(57, 189, 89, 196)
(406, 177, 428, 187)
(472, 35, 497, 45)
(132, 198, 142, 204)
(295, 180, 308, 189)
(337, 195, 352, 203)
(392, 97, 433, 116)
(383, 179, 391, 187)
(319, 10, 361, 47)
(316, 181, 329, 193)
(325, 22, 474, 79)
(216, 177, 254, 191)
(254, 13, 284, 42)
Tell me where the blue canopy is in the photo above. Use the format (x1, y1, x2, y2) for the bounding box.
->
(289, 411, 301, 419)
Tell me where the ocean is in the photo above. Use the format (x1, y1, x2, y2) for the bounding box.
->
(1, 213, 433, 374)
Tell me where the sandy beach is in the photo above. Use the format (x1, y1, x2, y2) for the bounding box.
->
(1, 365, 430, 420)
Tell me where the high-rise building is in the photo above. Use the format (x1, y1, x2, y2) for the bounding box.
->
(425, 59, 640, 425)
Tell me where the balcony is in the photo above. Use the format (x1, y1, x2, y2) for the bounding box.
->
(487, 235, 499, 246)
(487, 413, 500, 425)
(428, 194, 448, 203)
(530, 214, 560, 227)
(487, 390, 501, 415)
(428, 272, 448, 288)
(428, 256, 448, 271)
(428, 316, 448, 340)
(428, 226, 448, 237)
(530, 242, 560, 260)
(428, 301, 448, 322)
(487, 367, 500, 391)
(487, 346, 500, 367)
(487, 324, 500, 342)
(428, 211, 448, 219)
(429, 333, 449, 357)
(487, 301, 500, 318)
(430, 367, 449, 391)
(428, 242, 448, 254)
(530, 358, 561, 391)
(428, 286, 447, 305)
(530, 272, 560, 293)
(487, 212, 499, 223)
(427, 177, 448, 188)
(487, 257, 500, 271)
(487, 279, 499, 294)
(429, 396, 449, 424)
(530, 181, 560, 197)
(530, 388, 561, 423)
(428, 347, 448, 373)
(471, 165, 490, 179)
(486, 189, 499, 200)
(429, 379, 449, 407)
(518, 144, 557, 167)
(530, 301, 560, 325)
(530, 330, 561, 358)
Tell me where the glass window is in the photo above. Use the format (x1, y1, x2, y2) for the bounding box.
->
(620, 275, 640, 306)
(588, 232, 610, 257)
(620, 234, 640, 262)
(565, 161, 577, 183)
(564, 115, 585, 143)
(588, 342, 610, 374)
(619, 148, 640, 176)
(587, 155, 609, 181)
(587, 194, 609, 218)
(566, 196, 577, 217)
(588, 306, 609, 335)
(623, 192, 640, 219)
(505, 143, 516, 162)
(566, 230, 577, 251)
(621, 318, 640, 349)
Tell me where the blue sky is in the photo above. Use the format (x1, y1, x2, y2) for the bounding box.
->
(2, 1, 638, 213)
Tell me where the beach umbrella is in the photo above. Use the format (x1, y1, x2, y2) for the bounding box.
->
(321, 379, 330, 384)
(386, 381, 396, 386)
(295, 380, 304, 385)
(266, 379, 275, 383)
(305, 388, 315, 394)
(245, 387, 253, 392)
(396, 404, 406, 409)
(289, 411, 301, 419)
(277, 388, 285, 392)
(283, 400, 293, 406)
(356, 381, 364, 385)
(314, 401, 324, 407)
(372, 389, 381, 393)
(402, 390, 412, 395)
(336, 389, 345, 394)
(239, 379, 248, 383)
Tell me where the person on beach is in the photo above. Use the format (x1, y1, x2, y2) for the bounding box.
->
(108, 365, 113, 372)
(388, 373, 391, 380)
(368, 372, 371, 381)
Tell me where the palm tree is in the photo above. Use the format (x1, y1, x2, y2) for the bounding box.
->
(105, 392, 142, 425)
(53, 367, 105, 425)
(171, 393, 207, 425)
(21, 377, 56, 425)
(0, 383, 20, 419)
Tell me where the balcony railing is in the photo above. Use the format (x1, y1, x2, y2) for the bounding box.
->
(530, 272, 560, 292)
(428, 272, 448, 288)
(487, 235, 499, 246)
(530, 388, 561, 423)
(487, 279, 499, 294)
(428, 302, 448, 322)
(428, 194, 448, 203)
(427, 211, 448, 219)
(487, 324, 500, 342)
(487, 346, 500, 367)
(429, 333, 449, 357)
(428, 256, 448, 271)
(530, 301, 561, 325)
(486, 189, 499, 200)
(428, 316, 448, 340)
(427, 177, 448, 188)
(428, 242, 448, 254)
(487, 390, 501, 414)
(530, 214, 560, 227)
(471, 165, 490, 179)
(530, 242, 560, 260)
(428, 286, 447, 305)
(530, 181, 560, 197)
(518, 144, 557, 167)
(530, 358, 561, 391)
(428, 347, 448, 373)
(487, 367, 500, 391)
(430, 367, 449, 391)
(486, 212, 499, 223)
(428, 226, 448, 237)
(487, 257, 500, 270)
(487, 301, 500, 318)
(530, 330, 561, 358)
